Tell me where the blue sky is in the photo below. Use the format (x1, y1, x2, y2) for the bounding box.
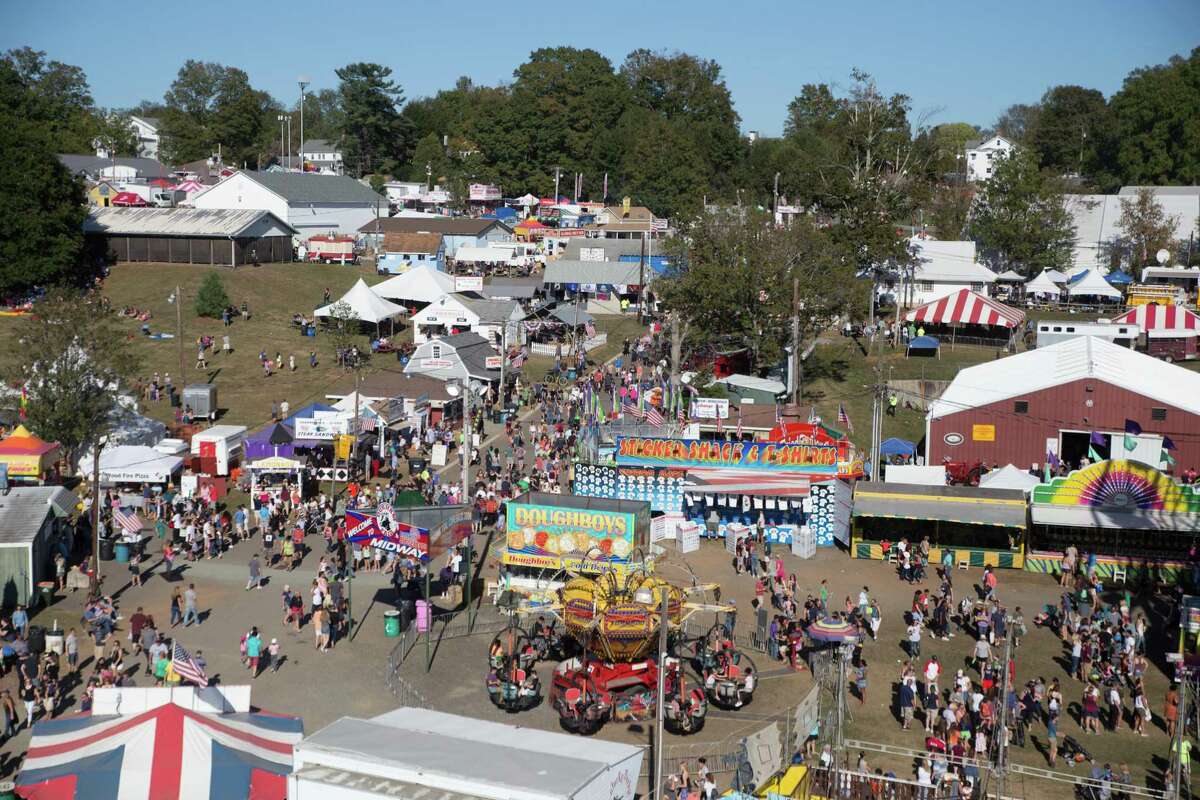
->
(3, 0, 1197, 135)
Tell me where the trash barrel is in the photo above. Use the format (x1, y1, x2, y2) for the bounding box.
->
(0, 780, 16, 800)
(98, 537, 115, 561)
(415, 600, 429, 632)
(45, 631, 64, 655)
(37, 581, 55, 607)
(114, 541, 131, 563)
(384, 609, 401, 638)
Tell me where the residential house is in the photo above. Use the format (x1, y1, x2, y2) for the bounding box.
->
(87, 180, 122, 208)
(965, 135, 1015, 182)
(379, 232, 446, 274)
(358, 216, 512, 257)
(412, 293, 524, 346)
(905, 238, 998, 306)
(189, 171, 386, 239)
(299, 139, 344, 175)
(130, 116, 161, 160)
(403, 332, 502, 385)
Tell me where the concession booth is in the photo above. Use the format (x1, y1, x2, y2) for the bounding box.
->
(1026, 459, 1200, 584)
(851, 482, 1029, 568)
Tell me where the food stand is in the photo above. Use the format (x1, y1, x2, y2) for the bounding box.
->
(0, 425, 62, 484)
(502, 493, 650, 576)
(246, 455, 308, 502)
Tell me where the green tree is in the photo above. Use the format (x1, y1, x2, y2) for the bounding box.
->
(926, 185, 975, 240)
(297, 87, 343, 143)
(0, 61, 87, 294)
(618, 112, 706, 219)
(193, 271, 231, 318)
(914, 122, 980, 179)
(160, 61, 274, 166)
(407, 131, 449, 183)
(1116, 187, 1181, 267)
(993, 103, 1041, 144)
(968, 148, 1075, 275)
(1, 287, 140, 465)
(1109, 47, 1200, 185)
(336, 62, 410, 177)
(2, 47, 96, 153)
(1029, 85, 1112, 180)
(92, 111, 139, 157)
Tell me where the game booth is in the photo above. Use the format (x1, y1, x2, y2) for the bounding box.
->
(1026, 459, 1200, 584)
(606, 423, 861, 549)
(246, 455, 310, 502)
(851, 482, 1030, 568)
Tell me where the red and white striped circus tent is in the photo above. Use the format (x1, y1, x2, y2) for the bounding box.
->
(16, 689, 302, 800)
(1112, 304, 1200, 337)
(904, 289, 1026, 329)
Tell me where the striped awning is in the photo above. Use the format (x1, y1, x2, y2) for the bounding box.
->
(905, 289, 1025, 329)
(1113, 304, 1200, 337)
(684, 469, 811, 497)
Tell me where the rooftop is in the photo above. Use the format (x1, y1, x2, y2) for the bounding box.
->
(235, 171, 382, 204)
(359, 216, 511, 237)
(59, 154, 170, 177)
(382, 232, 443, 254)
(0, 487, 78, 545)
(83, 207, 296, 238)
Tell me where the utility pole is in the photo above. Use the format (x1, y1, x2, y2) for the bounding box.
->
(638, 235, 647, 325)
(993, 619, 1015, 800)
(791, 277, 801, 406)
(89, 442, 103, 598)
(1170, 676, 1189, 800)
(459, 381, 475, 631)
(175, 285, 184, 389)
(553, 167, 561, 206)
(832, 646, 848, 798)
(773, 172, 780, 224)
(298, 78, 309, 169)
(652, 587, 669, 799)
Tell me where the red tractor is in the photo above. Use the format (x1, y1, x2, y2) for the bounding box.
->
(943, 458, 985, 486)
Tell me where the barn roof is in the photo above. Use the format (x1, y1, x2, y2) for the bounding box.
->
(83, 207, 296, 238)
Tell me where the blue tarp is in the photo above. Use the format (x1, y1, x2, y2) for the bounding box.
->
(880, 437, 917, 457)
(281, 402, 335, 429)
(492, 207, 518, 220)
(908, 335, 940, 349)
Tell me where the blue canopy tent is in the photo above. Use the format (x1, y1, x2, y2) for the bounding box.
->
(1105, 269, 1134, 286)
(880, 438, 917, 458)
(493, 207, 518, 221)
(906, 335, 941, 358)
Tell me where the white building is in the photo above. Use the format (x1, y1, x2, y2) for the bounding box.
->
(906, 238, 998, 306)
(965, 135, 1015, 182)
(299, 139, 343, 175)
(1066, 187, 1200, 271)
(189, 171, 386, 239)
(129, 116, 161, 160)
(404, 332, 502, 385)
(411, 293, 524, 345)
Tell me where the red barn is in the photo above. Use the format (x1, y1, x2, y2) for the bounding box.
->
(926, 336, 1200, 476)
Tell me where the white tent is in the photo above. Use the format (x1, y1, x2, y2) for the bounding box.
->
(1067, 269, 1122, 299)
(314, 278, 407, 324)
(995, 270, 1024, 282)
(81, 445, 184, 484)
(454, 246, 512, 264)
(979, 463, 1040, 493)
(1026, 271, 1063, 296)
(371, 265, 455, 306)
(1044, 269, 1068, 282)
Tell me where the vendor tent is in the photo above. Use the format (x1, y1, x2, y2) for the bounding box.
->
(106, 402, 168, 448)
(453, 246, 509, 264)
(1112, 304, 1200, 337)
(1026, 271, 1064, 296)
(111, 191, 146, 207)
(906, 335, 941, 358)
(281, 402, 335, 429)
(0, 425, 61, 482)
(995, 270, 1024, 282)
(314, 278, 407, 324)
(1066, 269, 1122, 300)
(16, 689, 303, 800)
(1044, 270, 1068, 283)
(880, 438, 917, 458)
(371, 265, 455, 306)
(979, 463, 1041, 492)
(84, 445, 183, 484)
(1105, 269, 1134, 286)
(905, 289, 1025, 329)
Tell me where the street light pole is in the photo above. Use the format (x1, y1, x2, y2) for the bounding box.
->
(89, 436, 108, 598)
(298, 78, 309, 170)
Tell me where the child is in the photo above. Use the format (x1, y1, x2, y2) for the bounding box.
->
(268, 639, 281, 672)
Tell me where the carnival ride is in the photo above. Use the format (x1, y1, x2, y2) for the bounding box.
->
(692, 623, 758, 710)
(486, 623, 543, 713)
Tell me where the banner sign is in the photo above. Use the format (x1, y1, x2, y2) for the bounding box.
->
(485, 355, 503, 369)
(504, 501, 641, 572)
(345, 505, 430, 561)
(690, 398, 729, 419)
(616, 436, 842, 475)
(573, 464, 686, 513)
(295, 416, 348, 440)
(454, 276, 484, 292)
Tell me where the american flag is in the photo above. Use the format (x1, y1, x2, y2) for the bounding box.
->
(651, 218, 669, 232)
(509, 351, 525, 369)
(736, 412, 743, 440)
(171, 641, 209, 687)
(644, 405, 664, 426)
(837, 403, 853, 433)
(715, 413, 723, 434)
(584, 321, 597, 339)
(113, 508, 143, 533)
(622, 401, 642, 419)
(677, 402, 686, 423)
(359, 416, 377, 432)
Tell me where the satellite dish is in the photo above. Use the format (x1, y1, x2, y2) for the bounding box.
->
(1156, 249, 1170, 265)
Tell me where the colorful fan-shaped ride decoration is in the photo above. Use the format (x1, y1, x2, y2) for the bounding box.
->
(1032, 460, 1200, 513)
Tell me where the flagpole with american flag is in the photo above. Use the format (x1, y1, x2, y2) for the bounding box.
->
(735, 409, 743, 440)
(837, 403, 854, 433)
(171, 640, 209, 687)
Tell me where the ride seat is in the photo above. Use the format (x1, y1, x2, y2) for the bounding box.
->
(515, 669, 527, 681)
(564, 687, 582, 705)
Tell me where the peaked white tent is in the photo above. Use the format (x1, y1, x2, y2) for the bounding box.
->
(995, 270, 1024, 282)
(314, 278, 407, 324)
(371, 265, 455, 306)
(1067, 269, 1122, 300)
(979, 463, 1040, 493)
(1044, 269, 1068, 282)
(1026, 271, 1064, 296)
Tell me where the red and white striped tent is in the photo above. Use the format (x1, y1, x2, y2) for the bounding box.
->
(16, 690, 302, 800)
(1112, 304, 1200, 338)
(904, 289, 1025, 329)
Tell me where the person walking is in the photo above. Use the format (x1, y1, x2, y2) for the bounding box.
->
(245, 627, 262, 678)
(246, 555, 262, 590)
(182, 583, 199, 626)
